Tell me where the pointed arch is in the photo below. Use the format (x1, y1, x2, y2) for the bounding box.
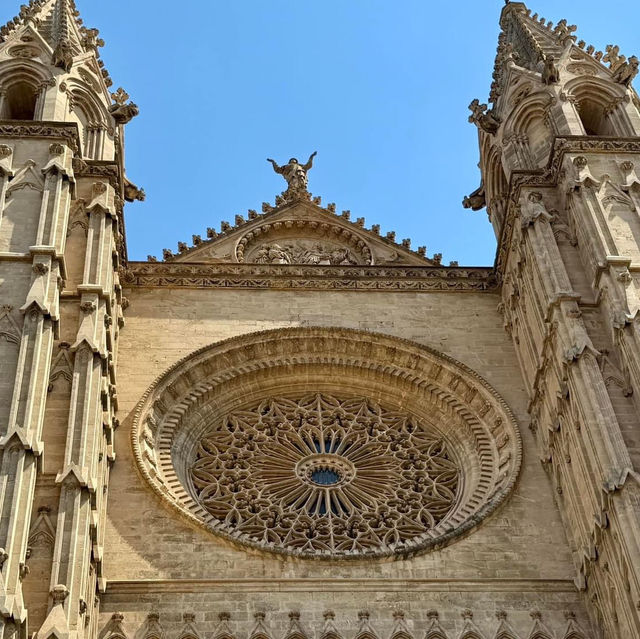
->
(564, 76, 633, 136)
(503, 92, 554, 169)
(0, 59, 53, 120)
(481, 138, 509, 232)
(63, 78, 111, 158)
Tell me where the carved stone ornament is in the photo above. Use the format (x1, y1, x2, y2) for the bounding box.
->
(236, 220, 372, 264)
(8, 45, 40, 58)
(132, 328, 522, 558)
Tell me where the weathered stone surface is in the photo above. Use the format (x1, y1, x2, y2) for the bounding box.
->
(1, 1, 640, 638)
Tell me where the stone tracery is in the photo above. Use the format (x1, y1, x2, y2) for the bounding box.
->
(132, 327, 523, 559)
(190, 393, 459, 554)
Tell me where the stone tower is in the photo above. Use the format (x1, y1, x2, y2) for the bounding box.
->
(0, 1, 638, 639)
(466, 3, 640, 637)
(0, 1, 139, 639)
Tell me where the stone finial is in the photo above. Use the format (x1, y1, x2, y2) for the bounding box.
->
(358, 611, 370, 621)
(323, 611, 335, 621)
(426, 611, 439, 620)
(110, 87, 139, 124)
(468, 99, 501, 134)
(219, 612, 231, 622)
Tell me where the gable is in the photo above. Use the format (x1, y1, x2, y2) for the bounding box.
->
(162, 199, 435, 266)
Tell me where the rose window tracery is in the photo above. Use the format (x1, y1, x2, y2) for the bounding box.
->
(189, 394, 459, 554)
(132, 327, 522, 559)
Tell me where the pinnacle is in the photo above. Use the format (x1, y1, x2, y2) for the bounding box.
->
(488, 3, 638, 107)
(0, 0, 114, 86)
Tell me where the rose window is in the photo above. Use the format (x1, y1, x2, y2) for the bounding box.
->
(133, 327, 522, 559)
(189, 394, 460, 555)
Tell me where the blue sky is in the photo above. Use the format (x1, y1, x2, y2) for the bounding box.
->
(3, 1, 639, 265)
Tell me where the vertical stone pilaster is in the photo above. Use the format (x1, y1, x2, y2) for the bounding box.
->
(0, 142, 73, 639)
(45, 181, 117, 639)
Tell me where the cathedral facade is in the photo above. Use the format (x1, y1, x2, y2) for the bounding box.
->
(0, 2, 639, 638)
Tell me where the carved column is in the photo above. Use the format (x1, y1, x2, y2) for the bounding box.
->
(515, 188, 640, 638)
(44, 181, 116, 639)
(0, 143, 73, 639)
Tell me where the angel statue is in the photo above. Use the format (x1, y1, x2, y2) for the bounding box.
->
(267, 152, 317, 191)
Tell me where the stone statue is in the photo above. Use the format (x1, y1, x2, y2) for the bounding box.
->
(267, 152, 317, 191)
(255, 244, 291, 264)
(542, 56, 560, 85)
(463, 183, 486, 211)
(468, 100, 501, 135)
(613, 55, 639, 87)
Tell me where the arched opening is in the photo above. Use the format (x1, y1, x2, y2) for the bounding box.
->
(577, 98, 612, 136)
(566, 77, 632, 136)
(3, 82, 37, 120)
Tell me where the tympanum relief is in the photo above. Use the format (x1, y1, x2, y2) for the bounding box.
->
(251, 241, 359, 265)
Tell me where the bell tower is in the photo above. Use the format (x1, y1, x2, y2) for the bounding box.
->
(468, 3, 640, 636)
(0, 2, 140, 639)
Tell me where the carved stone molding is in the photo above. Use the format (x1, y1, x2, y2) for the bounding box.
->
(496, 136, 640, 280)
(123, 263, 497, 292)
(132, 328, 522, 559)
(0, 122, 80, 154)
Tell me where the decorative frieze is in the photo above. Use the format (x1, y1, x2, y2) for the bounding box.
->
(122, 263, 496, 292)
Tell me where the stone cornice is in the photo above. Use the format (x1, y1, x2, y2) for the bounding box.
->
(121, 262, 497, 292)
(105, 577, 577, 594)
(496, 136, 640, 279)
(0, 121, 81, 153)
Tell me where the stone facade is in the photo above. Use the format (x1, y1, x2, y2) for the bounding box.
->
(0, 1, 639, 639)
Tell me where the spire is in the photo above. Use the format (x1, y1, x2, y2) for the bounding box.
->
(0, 0, 113, 86)
(487, 2, 639, 110)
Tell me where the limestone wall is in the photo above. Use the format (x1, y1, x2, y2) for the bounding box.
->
(101, 286, 595, 638)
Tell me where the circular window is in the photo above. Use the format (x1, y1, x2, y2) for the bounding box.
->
(132, 328, 522, 559)
(190, 394, 460, 553)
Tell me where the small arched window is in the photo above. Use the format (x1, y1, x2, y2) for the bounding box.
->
(577, 98, 613, 136)
(3, 82, 37, 120)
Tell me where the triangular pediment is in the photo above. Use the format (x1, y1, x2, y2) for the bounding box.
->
(163, 197, 435, 266)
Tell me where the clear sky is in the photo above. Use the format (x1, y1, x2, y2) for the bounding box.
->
(3, 1, 639, 265)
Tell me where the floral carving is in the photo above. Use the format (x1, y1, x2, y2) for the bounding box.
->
(190, 394, 459, 555)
